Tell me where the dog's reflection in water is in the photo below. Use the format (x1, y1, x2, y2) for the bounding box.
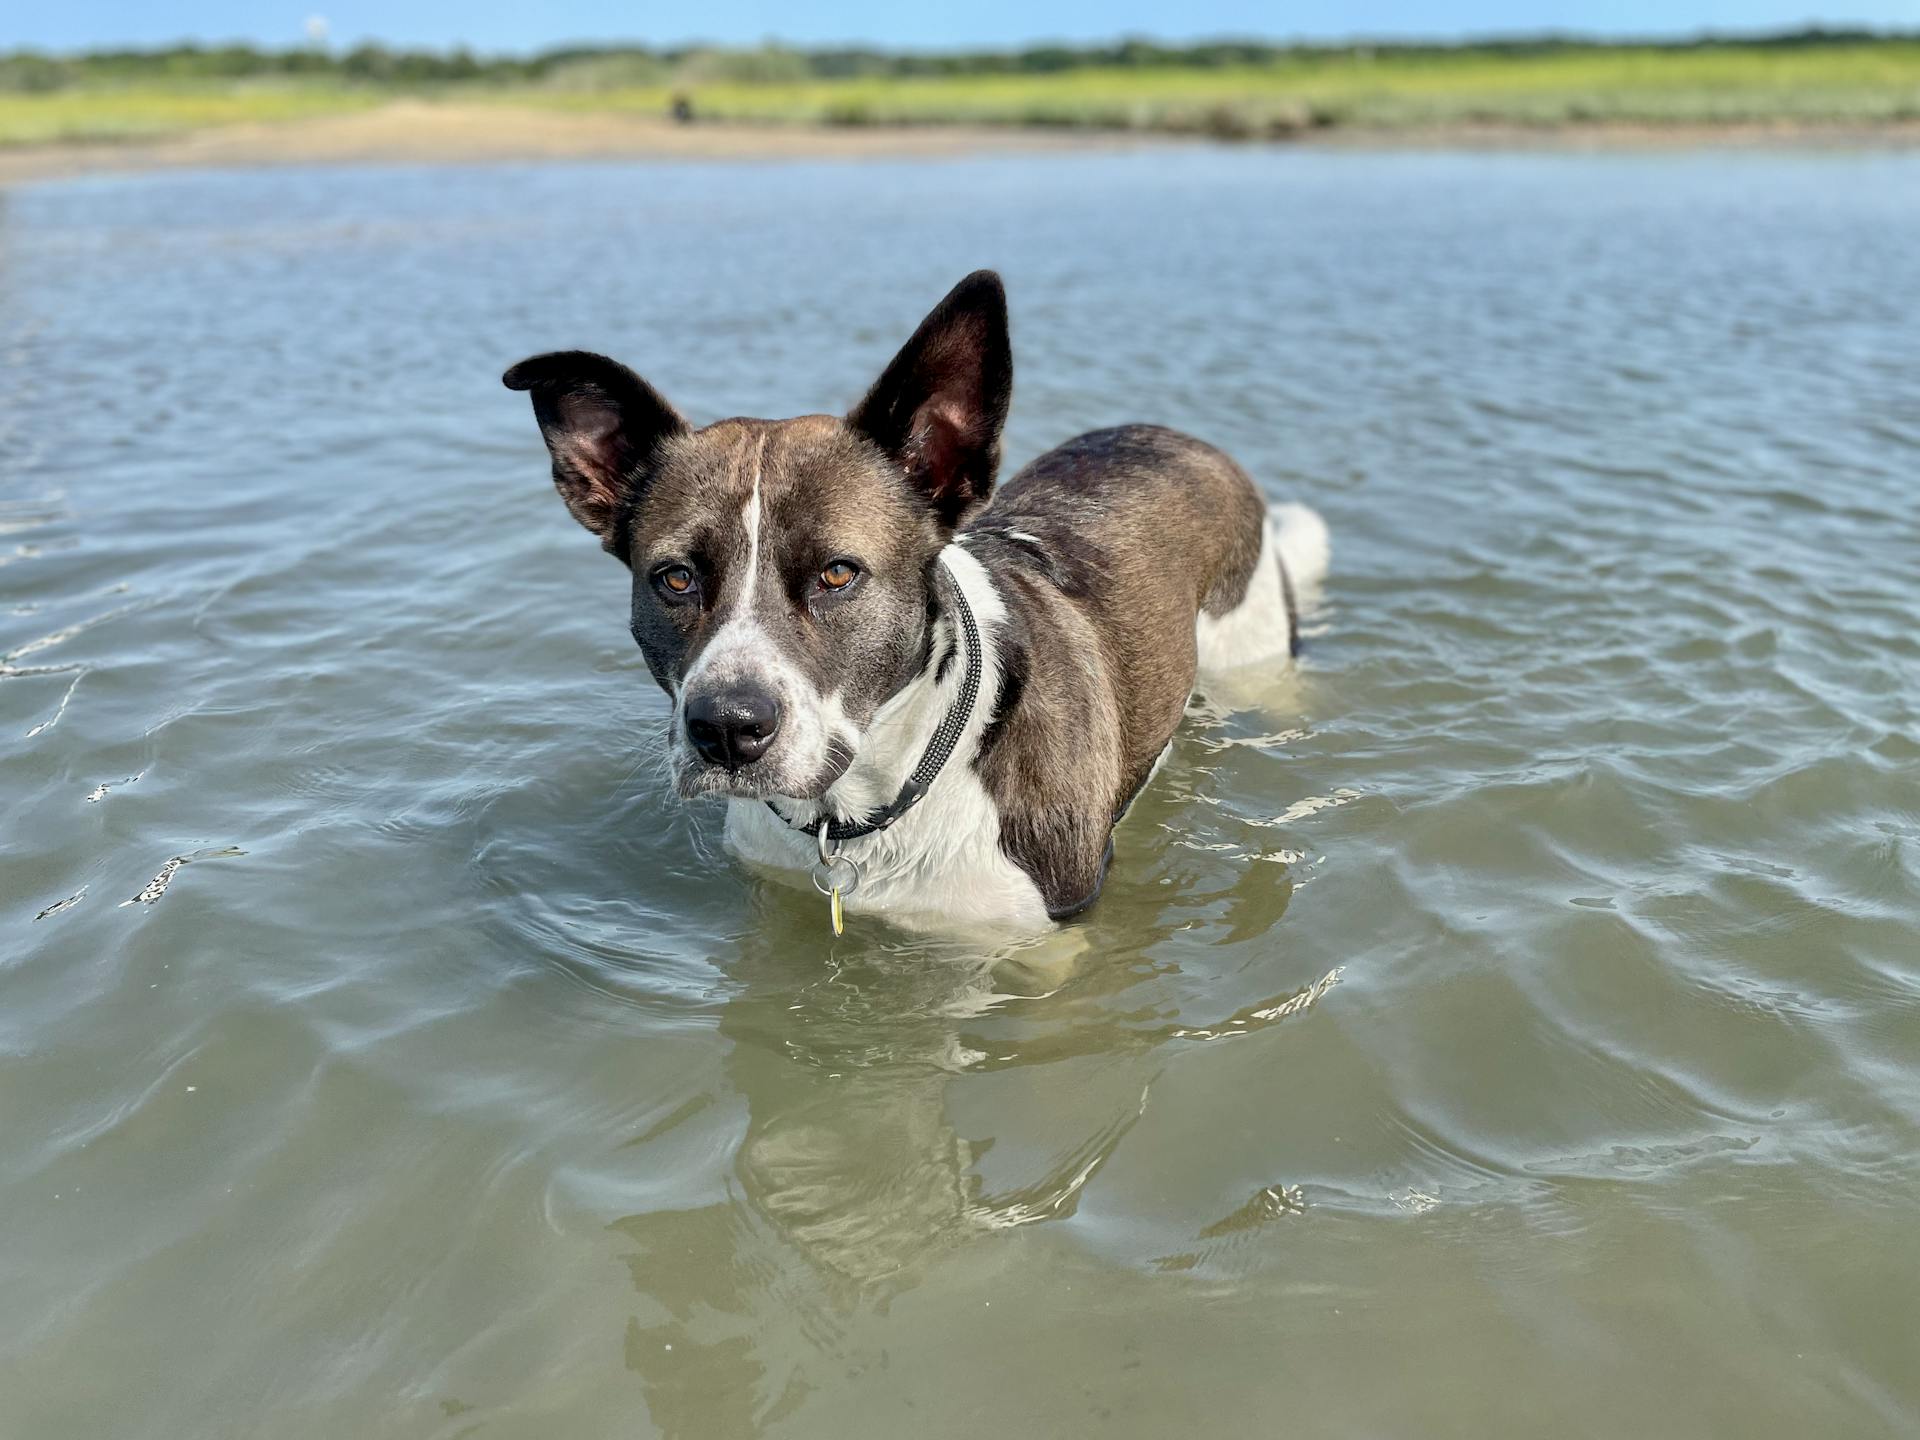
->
(729, 918, 1099, 1284)
(610, 913, 1144, 1436)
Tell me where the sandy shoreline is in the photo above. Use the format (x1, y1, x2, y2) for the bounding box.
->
(5, 100, 1919, 187)
(0, 102, 1149, 187)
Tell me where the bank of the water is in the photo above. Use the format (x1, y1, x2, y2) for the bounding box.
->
(5, 98, 1920, 189)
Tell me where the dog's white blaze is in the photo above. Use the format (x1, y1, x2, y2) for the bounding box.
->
(724, 541, 1052, 933)
(740, 452, 763, 601)
(680, 437, 768, 693)
(1194, 502, 1329, 673)
(673, 436, 841, 793)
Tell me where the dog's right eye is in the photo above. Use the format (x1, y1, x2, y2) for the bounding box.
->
(655, 565, 697, 599)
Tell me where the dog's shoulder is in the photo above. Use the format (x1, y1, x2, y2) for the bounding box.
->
(948, 425, 1272, 921)
(955, 540, 1125, 919)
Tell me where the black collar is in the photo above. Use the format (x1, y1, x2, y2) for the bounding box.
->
(766, 562, 982, 844)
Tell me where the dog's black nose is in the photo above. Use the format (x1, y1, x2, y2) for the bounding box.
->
(684, 689, 782, 769)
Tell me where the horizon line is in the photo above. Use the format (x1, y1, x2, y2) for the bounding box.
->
(13, 22, 1920, 64)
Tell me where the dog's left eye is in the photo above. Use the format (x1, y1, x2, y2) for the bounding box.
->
(819, 561, 860, 591)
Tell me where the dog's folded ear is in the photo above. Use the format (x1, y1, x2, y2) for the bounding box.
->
(503, 351, 686, 558)
(849, 270, 1012, 529)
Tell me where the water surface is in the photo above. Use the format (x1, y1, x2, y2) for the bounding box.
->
(3, 148, 1918, 1437)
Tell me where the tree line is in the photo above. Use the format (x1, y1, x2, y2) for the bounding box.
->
(0, 28, 1908, 92)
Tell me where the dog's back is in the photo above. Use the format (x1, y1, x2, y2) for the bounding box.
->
(960, 425, 1325, 911)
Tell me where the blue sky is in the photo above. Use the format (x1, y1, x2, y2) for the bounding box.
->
(14, 1, 1920, 52)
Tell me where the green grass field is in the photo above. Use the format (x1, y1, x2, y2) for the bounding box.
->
(529, 42, 1920, 133)
(6, 40, 1920, 149)
(0, 84, 381, 147)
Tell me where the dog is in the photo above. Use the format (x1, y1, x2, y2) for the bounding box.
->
(504, 271, 1328, 933)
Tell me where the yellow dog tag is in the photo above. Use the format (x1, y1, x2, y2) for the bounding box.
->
(811, 821, 860, 939)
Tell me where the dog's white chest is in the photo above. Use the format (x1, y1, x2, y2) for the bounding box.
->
(718, 542, 1054, 935)
(723, 779, 1052, 933)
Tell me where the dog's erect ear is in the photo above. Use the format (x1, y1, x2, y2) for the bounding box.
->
(849, 270, 1012, 529)
(502, 350, 686, 557)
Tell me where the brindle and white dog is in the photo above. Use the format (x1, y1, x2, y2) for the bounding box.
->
(505, 271, 1328, 933)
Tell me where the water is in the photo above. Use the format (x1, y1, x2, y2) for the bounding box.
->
(3, 147, 1917, 1438)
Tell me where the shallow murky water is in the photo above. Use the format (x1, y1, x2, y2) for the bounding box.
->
(3, 148, 1918, 1438)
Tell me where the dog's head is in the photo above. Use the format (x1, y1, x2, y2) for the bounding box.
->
(504, 271, 1011, 801)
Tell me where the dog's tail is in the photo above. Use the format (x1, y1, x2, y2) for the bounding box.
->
(1271, 502, 1330, 599)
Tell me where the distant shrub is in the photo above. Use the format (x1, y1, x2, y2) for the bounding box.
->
(674, 47, 811, 86)
(540, 53, 672, 90)
(0, 52, 67, 93)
